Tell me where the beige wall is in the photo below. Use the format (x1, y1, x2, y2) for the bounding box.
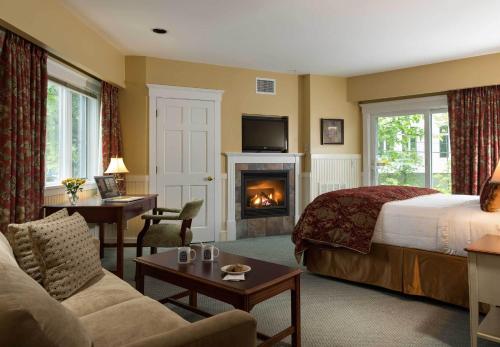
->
(308, 75, 361, 155)
(119, 57, 148, 175)
(0, 0, 125, 87)
(119, 57, 302, 238)
(298, 75, 311, 169)
(347, 52, 500, 102)
(119, 60, 362, 179)
(120, 56, 300, 175)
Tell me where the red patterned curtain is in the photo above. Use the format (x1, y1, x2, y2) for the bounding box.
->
(101, 81, 125, 191)
(0, 31, 48, 231)
(448, 86, 500, 195)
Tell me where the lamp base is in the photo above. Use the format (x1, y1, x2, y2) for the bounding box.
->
(114, 175, 126, 195)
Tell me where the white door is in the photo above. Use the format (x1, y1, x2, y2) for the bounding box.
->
(155, 97, 216, 242)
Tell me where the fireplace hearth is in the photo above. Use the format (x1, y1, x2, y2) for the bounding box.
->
(241, 170, 289, 219)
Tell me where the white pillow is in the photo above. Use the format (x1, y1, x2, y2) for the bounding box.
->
(0, 233, 18, 268)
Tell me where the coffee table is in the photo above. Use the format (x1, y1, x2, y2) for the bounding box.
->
(134, 247, 302, 347)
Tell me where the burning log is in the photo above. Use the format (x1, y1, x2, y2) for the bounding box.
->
(249, 191, 278, 207)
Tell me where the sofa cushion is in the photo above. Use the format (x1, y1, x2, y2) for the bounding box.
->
(80, 296, 189, 347)
(0, 262, 92, 347)
(62, 269, 142, 317)
(0, 232, 18, 267)
(5, 209, 68, 283)
(30, 212, 102, 300)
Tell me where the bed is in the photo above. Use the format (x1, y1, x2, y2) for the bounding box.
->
(294, 186, 500, 307)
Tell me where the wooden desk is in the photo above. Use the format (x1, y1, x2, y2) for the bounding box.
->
(44, 194, 157, 278)
(465, 234, 500, 347)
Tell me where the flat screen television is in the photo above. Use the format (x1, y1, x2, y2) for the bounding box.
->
(242, 114, 288, 153)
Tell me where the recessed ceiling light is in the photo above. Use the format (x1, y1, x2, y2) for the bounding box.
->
(152, 28, 167, 34)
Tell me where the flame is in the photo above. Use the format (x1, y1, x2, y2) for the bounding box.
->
(246, 180, 285, 208)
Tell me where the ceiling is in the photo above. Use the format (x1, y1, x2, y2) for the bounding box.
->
(62, 0, 500, 76)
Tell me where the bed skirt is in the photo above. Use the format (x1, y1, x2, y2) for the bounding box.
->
(304, 242, 469, 307)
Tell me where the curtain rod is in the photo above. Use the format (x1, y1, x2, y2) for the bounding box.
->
(358, 91, 447, 105)
(0, 20, 115, 88)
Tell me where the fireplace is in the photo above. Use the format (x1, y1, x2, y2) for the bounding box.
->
(241, 170, 289, 219)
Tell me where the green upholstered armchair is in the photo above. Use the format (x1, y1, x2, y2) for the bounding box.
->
(136, 199, 204, 257)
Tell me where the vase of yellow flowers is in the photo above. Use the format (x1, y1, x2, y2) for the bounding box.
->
(62, 178, 86, 205)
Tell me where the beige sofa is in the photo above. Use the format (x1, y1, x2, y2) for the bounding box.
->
(0, 233, 257, 347)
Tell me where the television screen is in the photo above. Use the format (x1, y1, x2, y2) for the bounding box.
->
(242, 115, 288, 152)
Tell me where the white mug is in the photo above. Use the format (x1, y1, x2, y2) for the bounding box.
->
(178, 247, 196, 264)
(201, 244, 219, 262)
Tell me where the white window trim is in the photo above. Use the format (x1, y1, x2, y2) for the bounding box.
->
(47, 58, 100, 95)
(360, 95, 448, 186)
(44, 58, 102, 193)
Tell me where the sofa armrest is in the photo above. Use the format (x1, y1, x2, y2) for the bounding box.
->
(124, 310, 256, 347)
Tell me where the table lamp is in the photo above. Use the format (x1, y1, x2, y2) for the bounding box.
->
(105, 157, 129, 193)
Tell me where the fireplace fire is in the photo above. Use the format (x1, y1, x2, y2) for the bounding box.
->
(247, 180, 284, 208)
(241, 170, 289, 219)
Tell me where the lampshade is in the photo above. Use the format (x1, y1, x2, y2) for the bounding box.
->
(105, 158, 129, 174)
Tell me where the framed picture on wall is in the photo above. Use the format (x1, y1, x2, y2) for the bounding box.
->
(321, 118, 344, 145)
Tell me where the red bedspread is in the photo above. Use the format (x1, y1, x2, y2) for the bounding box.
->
(293, 185, 438, 258)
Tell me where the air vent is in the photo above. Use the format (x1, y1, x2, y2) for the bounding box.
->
(256, 78, 276, 95)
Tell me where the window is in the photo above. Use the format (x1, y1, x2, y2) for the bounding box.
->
(375, 114, 426, 188)
(362, 96, 451, 193)
(439, 125, 450, 158)
(45, 80, 100, 186)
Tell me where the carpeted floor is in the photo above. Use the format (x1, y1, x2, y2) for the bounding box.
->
(102, 235, 494, 347)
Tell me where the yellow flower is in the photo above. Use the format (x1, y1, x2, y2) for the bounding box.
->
(61, 178, 86, 194)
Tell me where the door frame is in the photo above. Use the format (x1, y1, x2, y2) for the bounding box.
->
(147, 84, 224, 241)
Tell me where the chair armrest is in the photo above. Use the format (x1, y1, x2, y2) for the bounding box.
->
(141, 214, 181, 221)
(155, 207, 182, 214)
(123, 310, 256, 347)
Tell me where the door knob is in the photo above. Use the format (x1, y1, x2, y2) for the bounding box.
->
(207, 176, 214, 181)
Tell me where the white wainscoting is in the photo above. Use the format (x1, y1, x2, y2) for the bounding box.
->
(307, 154, 362, 202)
(126, 175, 150, 195)
(220, 173, 228, 241)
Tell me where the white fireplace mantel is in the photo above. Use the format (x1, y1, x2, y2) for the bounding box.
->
(224, 152, 303, 241)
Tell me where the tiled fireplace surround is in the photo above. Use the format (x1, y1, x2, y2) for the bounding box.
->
(225, 153, 303, 240)
(236, 162, 295, 238)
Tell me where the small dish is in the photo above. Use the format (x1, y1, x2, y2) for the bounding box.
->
(221, 264, 251, 274)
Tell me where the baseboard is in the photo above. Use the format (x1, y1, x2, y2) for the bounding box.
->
(219, 230, 228, 241)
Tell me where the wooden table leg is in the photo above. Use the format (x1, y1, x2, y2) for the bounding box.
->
(135, 262, 144, 294)
(98, 223, 105, 259)
(116, 217, 124, 279)
(189, 290, 198, 307)
(291, 274, 301, 347)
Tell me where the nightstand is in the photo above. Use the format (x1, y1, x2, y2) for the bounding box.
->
(466, 234, 500, 347)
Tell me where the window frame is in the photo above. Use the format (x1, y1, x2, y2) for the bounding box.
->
(45, 58, 102, 194)
(361, 95, 449, 188)
(439, 125, 450, 158)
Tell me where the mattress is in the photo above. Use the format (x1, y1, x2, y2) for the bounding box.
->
(373, 193, 500, 256)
